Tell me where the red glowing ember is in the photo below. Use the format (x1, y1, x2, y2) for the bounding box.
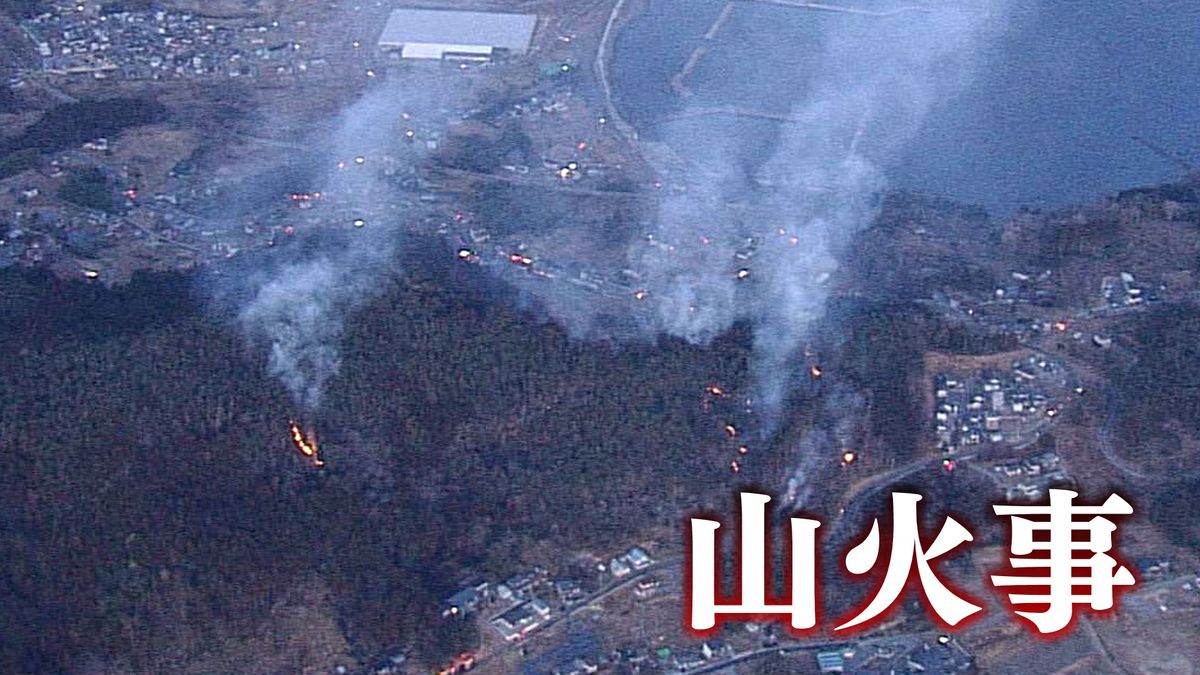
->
(288, 421, 324, 468)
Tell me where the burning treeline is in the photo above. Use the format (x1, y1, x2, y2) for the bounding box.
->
(288, 420, 324, 468)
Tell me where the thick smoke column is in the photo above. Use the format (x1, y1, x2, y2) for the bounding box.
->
(241, 261, 352, 411)
(235, 1, 1010, 423)
(507, 0, 1010, 428)
(482, 0, 1013, 506)
(633, 0, 1010, 423)
(237, 75, 457, 411)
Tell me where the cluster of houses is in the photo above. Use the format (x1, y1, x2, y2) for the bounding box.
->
(991, 449, 1071, 501)
(492, 597, 553, 643)
(540, 639, 733, 675)
(505, 638, 713, 675)
(997, 269, 1058, 307)
(934, 356, 1066, 454)
(1101, 271, 1160, 309)
(20, 3, 322, 80)
(816, 636, 974, 673)
(437, 568, 555, 643)
(1, 97, 455, 280)
(604, 546, 654, 578)
(933, 269, 1057, 329)
(439, 546, 656, 646)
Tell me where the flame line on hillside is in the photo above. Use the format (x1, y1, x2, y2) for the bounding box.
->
(288, 421, 325, 468)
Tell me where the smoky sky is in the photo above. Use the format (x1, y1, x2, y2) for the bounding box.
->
(516, 0, 1012, 431)
(226, 0, 1011, 444)
(232, 72, 470, 412)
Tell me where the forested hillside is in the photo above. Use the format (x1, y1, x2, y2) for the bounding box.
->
(0, 266, 748, 672)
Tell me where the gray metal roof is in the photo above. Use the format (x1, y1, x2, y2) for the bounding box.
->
(378, 8, 537, 52)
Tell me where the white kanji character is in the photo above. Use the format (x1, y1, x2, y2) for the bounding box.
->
(689, 492, 821, 631)
(837, 491, 981, 630)
(992, 489, 1135, 634)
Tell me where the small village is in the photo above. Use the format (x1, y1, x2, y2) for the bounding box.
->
(933, 355, 1071, 455)
(19, 2, 329, 80)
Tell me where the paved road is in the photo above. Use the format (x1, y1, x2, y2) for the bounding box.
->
(594, 0, 639, 144)
(470, 558, 681, 670)
(684, 630, 946, 674)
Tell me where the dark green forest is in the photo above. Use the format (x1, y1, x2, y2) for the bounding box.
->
(0, 260, 997, 671)
(3, 183, 1196, 671)
(0, 266, 753, 672)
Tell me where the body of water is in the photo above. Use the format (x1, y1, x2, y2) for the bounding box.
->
(612, 0, 1200, 215)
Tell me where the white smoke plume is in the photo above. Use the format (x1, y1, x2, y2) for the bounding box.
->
(234, 1, 1010, 425)
(647, 0, 1009, 421)
(237, 74, 462, 411)
(240, 259, 352, 411)
(783, 384, 865, 508)
(518, 0, 1010, 428)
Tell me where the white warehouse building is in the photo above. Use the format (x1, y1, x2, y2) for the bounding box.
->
(377, 8, 538, 60)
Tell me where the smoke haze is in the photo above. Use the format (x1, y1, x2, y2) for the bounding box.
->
(524, 0, 1011, 427)
(234, 74, 465, 411)
(232, 1, 1011, 437)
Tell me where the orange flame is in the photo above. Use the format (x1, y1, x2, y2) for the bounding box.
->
(437, 652, 476, 674)
(289, 421, 324, 468)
